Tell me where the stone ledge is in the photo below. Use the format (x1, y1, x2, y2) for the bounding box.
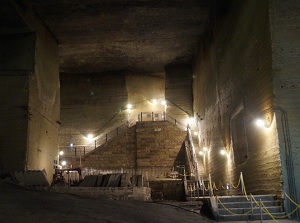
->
(51, 186, 151, 201)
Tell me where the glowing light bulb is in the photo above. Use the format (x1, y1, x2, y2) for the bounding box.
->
(220, 149, 226, 156)
(152, 99, 157, 105)
(255, 119, 265, 127)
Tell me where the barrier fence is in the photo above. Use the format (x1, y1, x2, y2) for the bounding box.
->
(185, 172, 300, 222)
(61, 112, 188, 158)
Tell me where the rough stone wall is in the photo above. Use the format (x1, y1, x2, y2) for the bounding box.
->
(193, 0, 282, 195)
(165, 64, 193, 117)
(0, 3, 60, 182)
(269, 0, 300, 210)
(75, 121, 186, 179)
(0, 33, 34, 173)
(27, 27, 60, 182)
(74, 125, 136, 169)
(136, 121, 186, 168)
(52, 186, 152, 201)
(0, 75, 29, 173)
(59, 73, 128, 152)
(59, 73, 165, 157)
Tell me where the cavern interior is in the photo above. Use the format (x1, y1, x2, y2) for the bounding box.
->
(0, 0, 299, 221)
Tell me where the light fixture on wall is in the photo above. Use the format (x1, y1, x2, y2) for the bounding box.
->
(87, 134, 94, 139)
(220, 149, 226, 156)
(198, 146, 208, 156)
(255, 119, 266, 127)
(151, 99, 158, 105)
(59, 151, 64, 156)
(126, 104, 132, 109)
(61, 160, 67, 166)
(186, 117, 195, 129)
(161, 100, 167, 114)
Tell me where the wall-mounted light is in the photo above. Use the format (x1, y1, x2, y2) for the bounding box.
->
(161, 100, 166, 106)
(203, 147, 208, 152)
(127, 104, 132, 109)
(220, 149, 226, 156)
(199, 151, 204, 156)
(87, 134, 94, 139)
(69, 143, 73, 147)
(255, 119, 266, 127)
(59, 151, 64, 156)
(151, 99, 157, 105)
(61, 160, 67, 166)
(187, 117, 194, 127)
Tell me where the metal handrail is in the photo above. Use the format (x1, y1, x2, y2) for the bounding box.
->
(72, 112, 188, 157)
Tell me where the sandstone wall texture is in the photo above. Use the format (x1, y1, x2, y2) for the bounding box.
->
(165, 64, 193, 117)
(74, 125, 137, 169)
(193, 0, 282, 195)
(74, 121, 187, 180)
(136, 121, 186, 168)
(27, 22, 60, 182)
(0, 5, 60, 182)
(0, 32, 35, 174)
(59, 73, 165, 157)
(269, 0, 300, 212)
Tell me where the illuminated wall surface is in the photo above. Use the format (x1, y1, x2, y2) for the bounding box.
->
(70, 121, 187, 179)
(0, 6, 60, 183)
(193, 0, 300, 210)
(0, 0, 299, 211)
(269, 0, 300, 211)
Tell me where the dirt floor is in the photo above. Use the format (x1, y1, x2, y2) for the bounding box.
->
(0, 181, 213, 223)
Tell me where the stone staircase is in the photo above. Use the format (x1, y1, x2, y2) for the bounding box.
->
(215, 195, 285, 221)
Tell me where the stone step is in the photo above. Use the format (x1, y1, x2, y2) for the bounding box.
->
(218, 200, 281, 208)
(218, 195, 277, 203)
(218, 206, 283, 215)
(218, 212, 286, 221)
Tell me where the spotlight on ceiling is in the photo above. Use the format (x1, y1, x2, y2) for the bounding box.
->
(87, 134, 94, 139)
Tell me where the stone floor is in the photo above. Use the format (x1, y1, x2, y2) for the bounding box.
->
(0, 181, 211, 223)
(0, 181, 298, 223)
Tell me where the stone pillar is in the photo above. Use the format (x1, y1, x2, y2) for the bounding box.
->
(0, 1, 60, 183)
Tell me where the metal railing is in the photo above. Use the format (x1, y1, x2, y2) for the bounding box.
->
(68, 112, 188, 158)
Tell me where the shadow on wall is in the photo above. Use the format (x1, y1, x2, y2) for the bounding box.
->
(173, 140, 188, 174)
(0, 162, 10, 179)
